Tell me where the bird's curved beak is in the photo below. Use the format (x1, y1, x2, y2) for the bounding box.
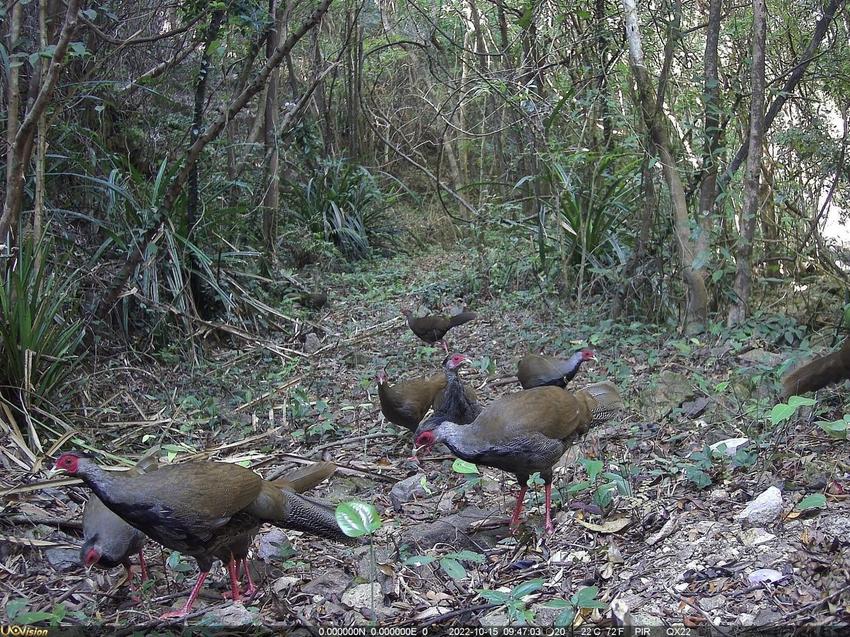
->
(47, 466, 62, 478)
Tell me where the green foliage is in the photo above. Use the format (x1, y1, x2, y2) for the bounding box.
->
(796, 493, 826, 512)
(542, 585, 607, 627)
(478, 579, 544, 625)
(0, 238, 83, 449)
(404, 549, 485, 580)
(286, 158, 393, 260)
(817, 414, 850, 439)
(770, 395, 816, 426)
(5, 597, 67, 626)
(335, 501, 382, 538)
(452, 458, 479, 474)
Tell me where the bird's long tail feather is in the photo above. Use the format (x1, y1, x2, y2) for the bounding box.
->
(283, 493, 358, 544)
(449, 311, 477, 327)
(576, 381, 623, 423)
(273, 461, 336, 494)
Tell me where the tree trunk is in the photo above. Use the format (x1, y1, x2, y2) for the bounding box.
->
(622, 0, 708, 333)
(186, 10, 225, 317)
(262, 0, 281, 265)
(698, 0, 723, 219)
(728, 0, 766, 326)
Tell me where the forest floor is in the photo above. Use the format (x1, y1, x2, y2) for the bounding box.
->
(2, 244, 850, 631)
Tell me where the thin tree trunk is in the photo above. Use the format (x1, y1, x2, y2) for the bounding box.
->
(622, 0, 708, 333)
(187, 10, 225, 317)
(728, 0, 766, 326)
(595, 0, 612, 147)
(262, 0, 281, 265)
(698, 0, 723, 219)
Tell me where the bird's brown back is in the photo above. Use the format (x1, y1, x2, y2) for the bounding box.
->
(782, 339, 850, 398)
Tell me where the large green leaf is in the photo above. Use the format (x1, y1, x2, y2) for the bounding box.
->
(335, 501, 382, 537)
(452, 459, 479, 474)
(440, 557, 466, 580)
(796, 493, 826, 511)
(511, 579, 544, 598)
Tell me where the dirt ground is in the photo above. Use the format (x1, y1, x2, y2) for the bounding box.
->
(2, 247, 849, 631)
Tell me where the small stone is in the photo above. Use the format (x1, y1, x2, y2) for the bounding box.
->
(739, 613, 755, 626)
(753, 608, 782, 625)
(302, 568, 353, 598)
(202, 603, 255, 626)
(45, 548, 80, 572)
(304, 333, 321, 353)
(740, 527, 776, 547)
(272, 576, 300, 593)
(341, 582, 391, 616)
(747, 569, 784, 585)
(257, 528, 290, 561)
(700, 595, 726, 611)
(390, 473, 429, 510)
(478, 609, 509, 626)
(631, 612, 664, 626)
(709, 489, 729, 501)
(735, 486, 782, 526)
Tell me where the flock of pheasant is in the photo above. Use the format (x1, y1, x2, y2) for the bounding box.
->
(48, 301, 850, 622)
(52, 306, 626, 620)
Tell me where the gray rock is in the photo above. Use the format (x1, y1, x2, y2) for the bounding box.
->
(400, 507, 501, 549)
(753, 608, 782, 626)
(735, 487, 783, 526)
(302, 568, 353, 599)
(740, 527, 776, 547)
(202, 603, 255, 626)
(700, 594, 726, 611)
(340, 582, 395, 620)
(257, 528, 290, 561)
(45, 548, 80, 572)
(390, 473, 429, 511)
(640, 371, 692, 420)
(304, 333, 322, 354)
(479, 609, 510, 627)
(738, 349, 783, 367)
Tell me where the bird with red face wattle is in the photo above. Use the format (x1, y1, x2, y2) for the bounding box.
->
(413, 381, 622, 534)
(516, 349, 595, 389)
(80, 451, 159, 589)
(53, 452, 353, 619)
(416, 353, 481, 437)
(401, 308, 477, 353)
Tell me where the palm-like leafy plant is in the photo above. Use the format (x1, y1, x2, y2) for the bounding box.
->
(0, 238, 84, 451)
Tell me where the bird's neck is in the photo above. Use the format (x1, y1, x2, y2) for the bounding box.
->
(558, 352, 584, 375)
(78, 464, 126, 506)
(437, 422, 482, 461)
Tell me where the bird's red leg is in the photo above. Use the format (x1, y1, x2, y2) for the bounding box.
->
(161, 570, 209, 619)
(223, 556, 242, 601)
(509, 485, 528, 532)
(138, 551, 149, 582)
(544, 482, 555, 535)
(124, 564, 138, 591)
(242, 560, 257, 598)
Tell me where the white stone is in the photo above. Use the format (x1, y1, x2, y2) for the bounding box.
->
(740, 527, 776, 547)
(341, 583, 382, 609)
(735, 486, 783, 526)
